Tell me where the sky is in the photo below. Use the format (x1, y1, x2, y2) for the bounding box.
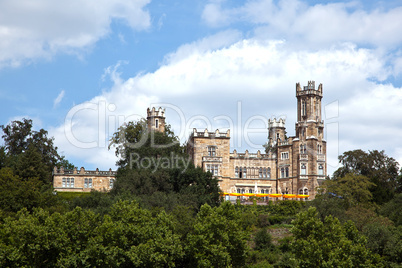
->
(1, 0, 402, 176)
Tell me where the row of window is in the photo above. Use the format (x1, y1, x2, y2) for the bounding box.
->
(279, 144, 323, 158)
(236, 188, 272, 194)
(61, 178, 115, 189)
(235, 167, 271, 179)
(300, 163, 324, 175)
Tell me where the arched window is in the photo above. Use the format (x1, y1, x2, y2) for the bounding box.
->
(304, 188, 308, 195)
(318, 164, 324, 175)
(301, 163, 306, 175)
(299, 189, 303, 194)
(249, 189, 253, 193)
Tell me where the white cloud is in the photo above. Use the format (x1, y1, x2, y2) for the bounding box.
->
(202, 0, 402, 48)
(51, 34, 402, 175)
(53, 90, 65, 108)
(0, 0, 151, 68)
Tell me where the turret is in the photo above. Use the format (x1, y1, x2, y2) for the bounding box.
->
(268, 118, 286, 146)
(147, 107, 165, 132)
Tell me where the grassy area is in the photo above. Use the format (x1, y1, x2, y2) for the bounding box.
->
(55, 191, 91, 200)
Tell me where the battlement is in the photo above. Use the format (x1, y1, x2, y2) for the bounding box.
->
(268, 118, 286, 129)
(147, 107, 165, 118)
(191, 128, 230, 138)
(296, 81, 323, 97)
(53, 166, 117, 176)
(230, 149, 274, 159)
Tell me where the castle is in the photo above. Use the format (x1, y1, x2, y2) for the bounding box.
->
(53, 81, 326, 199)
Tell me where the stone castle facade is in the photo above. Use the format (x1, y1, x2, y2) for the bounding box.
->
(187, 81, 326, 199)
(53, 81, 326, 199)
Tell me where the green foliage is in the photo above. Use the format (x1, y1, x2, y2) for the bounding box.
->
(1, 118, 74, 184)
(320, 173, 375, 207)
(333, 149, 400, 204)
(379, 193, 402, 226)
(109, 120, 220, 210)
(183, 202, 249, 267)
(254, 228, 273, 251)
(363, 223, 402, 264)
(0, 201, 184, 267)
(0, 168, 61, 214)
(290, 207, 383, 268)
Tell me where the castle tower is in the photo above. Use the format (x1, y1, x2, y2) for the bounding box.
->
(147, 107, 165, 133)
(294, 81, 326, 199)
(268, 118, 286, 147)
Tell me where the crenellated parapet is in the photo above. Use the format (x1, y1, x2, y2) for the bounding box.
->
(147, 107, 165, 118)
(268, 118, 286, 129)
(296, 80, 323, 97)
(190, 128, 230, 138)
(53, 166, 117, 176)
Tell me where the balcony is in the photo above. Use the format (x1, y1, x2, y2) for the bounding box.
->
(299, 154, 308, 161)
(202, 156, 222, 162)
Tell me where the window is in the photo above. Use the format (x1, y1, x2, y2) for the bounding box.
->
(267, 167, 271, 178)
(281, 152, 289, 159)
(109, 179, 114, 189)
(249, 189, 253, 193)
(285, 167, 289, 177)
(318, 144, 322, 154)
(301, 128, 305, 137)
(207, 164, 219, 176)
(281, 168, 285, 178)
(300, 144, 306, 154)
(318, 164, 324, 175)
(155, 119, 159, 128)
(276, 133, 280, 140)
(85, 178, 93, 188)
(243, 167, 247, 178)
(299, 189, 303, 194)
(302, 100, 306, 116)
(208, 146, 216, 156)
(259, 168, 262, 178)
(235, 167, 239, 178)
(237, 188, 241, 193)
(301, 163, 306, 175)
(304, 188, 308, 195)
(62, 178, 74, 188)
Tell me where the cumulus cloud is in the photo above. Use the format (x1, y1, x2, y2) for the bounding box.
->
(202, 0, 402, 48)
(50, 34, 402, 174)
(0, 0, 151, 68)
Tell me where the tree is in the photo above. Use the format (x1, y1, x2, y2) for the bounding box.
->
(290, 207, 382, 267)
(183, 202, 249, 267)
(109, 120, 221, 209)
(333, 150, 400, 204)
(1, 118, 74, 184)
(320, 174, 375, 207)
(0, 201, 184, 267)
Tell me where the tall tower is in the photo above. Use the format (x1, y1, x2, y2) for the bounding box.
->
(147, 107, 166, 133)
(295, 81, 326, 198)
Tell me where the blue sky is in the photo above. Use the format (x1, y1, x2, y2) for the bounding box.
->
(1, 0, 402, 175)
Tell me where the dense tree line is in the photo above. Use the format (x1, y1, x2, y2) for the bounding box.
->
(0, 119, 401, 267)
